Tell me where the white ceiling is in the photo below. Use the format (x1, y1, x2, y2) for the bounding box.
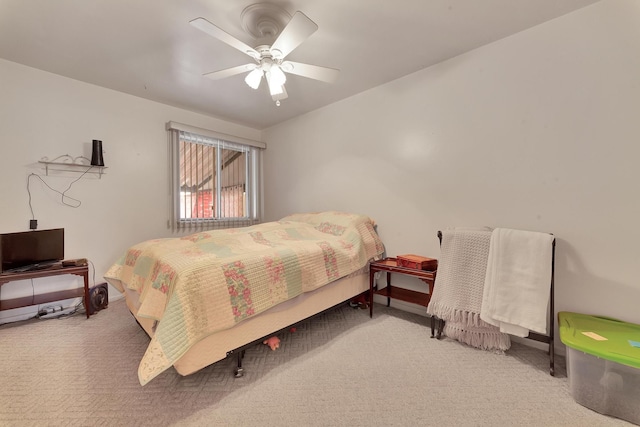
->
(0, 0, 600, 130)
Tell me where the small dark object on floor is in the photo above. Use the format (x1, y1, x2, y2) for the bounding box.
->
(349, 294, 369, 310)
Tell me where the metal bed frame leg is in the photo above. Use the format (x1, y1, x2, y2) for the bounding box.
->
(430, 315, 445, 339)
(234, 350, 245, 378)
(227, 297, 359, 378)
(430, 316, 435, 338)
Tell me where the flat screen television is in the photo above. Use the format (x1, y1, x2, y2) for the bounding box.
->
(0, 228, 64, 273)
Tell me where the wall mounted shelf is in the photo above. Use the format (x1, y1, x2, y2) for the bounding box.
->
(38, 155, 107, 178)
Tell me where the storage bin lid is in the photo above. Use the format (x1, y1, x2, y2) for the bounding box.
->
(559, 311, 640, 369)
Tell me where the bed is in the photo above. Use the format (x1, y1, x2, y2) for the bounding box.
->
(104, 211, 385, 385)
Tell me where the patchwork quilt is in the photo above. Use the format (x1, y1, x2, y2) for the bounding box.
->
(105, 211, 385, 384)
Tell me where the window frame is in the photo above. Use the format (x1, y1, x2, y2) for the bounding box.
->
(166, 122, 265, 231)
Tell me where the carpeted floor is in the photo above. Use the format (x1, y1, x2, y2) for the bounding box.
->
(0, 298, 633, 426)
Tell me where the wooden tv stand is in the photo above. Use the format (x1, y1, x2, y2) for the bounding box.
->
(0, 263, 90, 318)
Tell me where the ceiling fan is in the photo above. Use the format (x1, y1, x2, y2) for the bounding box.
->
(190, 5, 339, 106)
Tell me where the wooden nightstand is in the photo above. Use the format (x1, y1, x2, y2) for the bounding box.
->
(369, 257, 443, 338)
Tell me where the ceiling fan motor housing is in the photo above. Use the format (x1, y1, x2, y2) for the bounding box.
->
(241, 3, 291, 43)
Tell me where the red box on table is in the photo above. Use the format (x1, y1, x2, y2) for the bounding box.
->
(396, 254, 438, 271)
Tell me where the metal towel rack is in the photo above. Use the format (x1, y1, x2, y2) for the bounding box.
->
(436, 230, 556, 376)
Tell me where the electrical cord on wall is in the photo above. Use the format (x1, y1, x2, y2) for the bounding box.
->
(27, 167, 93, 217)
(88, 259, 97, 287)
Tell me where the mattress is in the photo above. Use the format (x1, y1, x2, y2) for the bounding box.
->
(107, 212, 385, 384)
(123, 270, 368, 376)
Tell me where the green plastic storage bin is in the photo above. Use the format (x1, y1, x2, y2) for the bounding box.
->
(559, 311, 640, 425)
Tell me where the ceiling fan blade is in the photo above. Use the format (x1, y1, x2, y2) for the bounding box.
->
(203, 64, 257, 80)
(281, 61, 339, 83)
(190, 17, 260, 59)
(270, 11, 318, 59)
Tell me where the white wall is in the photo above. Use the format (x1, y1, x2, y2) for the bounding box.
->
(2, 0, 637, 338)
(0, 58, 261, 321)
(263, 0, 640, 333)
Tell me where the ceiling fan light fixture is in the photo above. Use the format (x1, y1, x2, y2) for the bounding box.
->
(268, 80, 285, 96)
(191, 8, 337, 106)
(265, 67, 285, 96)
(269, 64, 287, 87)
(272, 85, 288, 106)
(244, 68, 263, 89)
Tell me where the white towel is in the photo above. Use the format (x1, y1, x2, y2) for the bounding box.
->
(480, 228, 554, 337)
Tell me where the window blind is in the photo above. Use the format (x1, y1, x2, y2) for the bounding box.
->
(168, 124, 263, 231)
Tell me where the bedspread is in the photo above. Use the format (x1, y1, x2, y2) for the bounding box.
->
(105, 211, 384, 384)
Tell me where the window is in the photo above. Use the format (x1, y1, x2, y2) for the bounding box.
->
(167, 122, 265, 230)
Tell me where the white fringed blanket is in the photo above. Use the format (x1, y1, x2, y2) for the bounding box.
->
(426, 228, 510, 351)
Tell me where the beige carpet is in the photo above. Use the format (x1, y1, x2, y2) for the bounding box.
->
(0, 298, 633, 426)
